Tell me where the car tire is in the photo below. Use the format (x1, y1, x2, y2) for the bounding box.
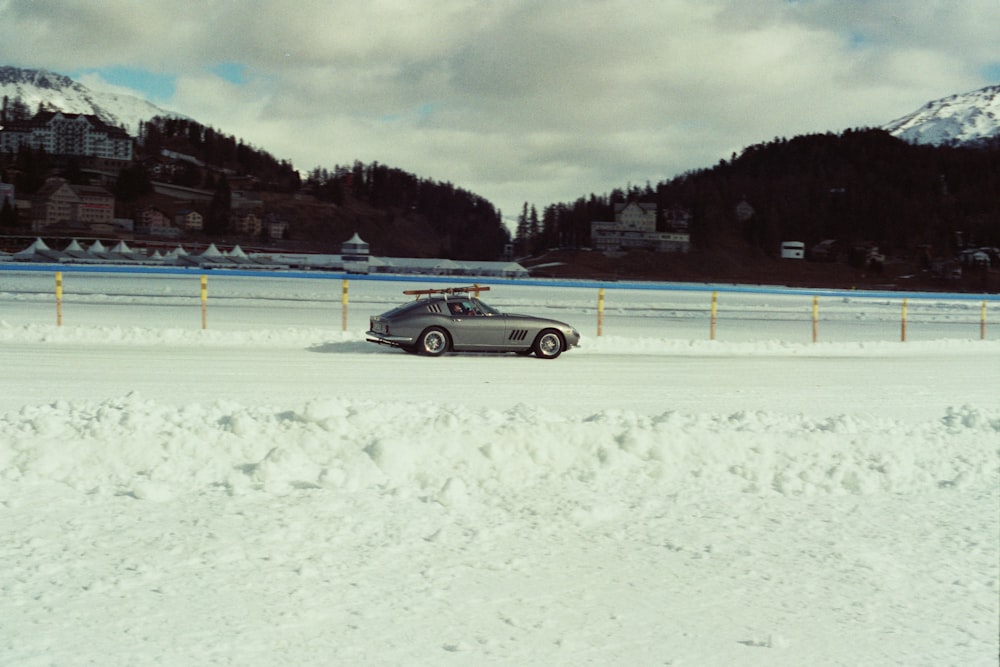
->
(418, 327, 450, 356)
(532, 329, 564, 359)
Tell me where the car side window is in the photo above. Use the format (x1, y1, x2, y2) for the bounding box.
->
(446, 298, 492, 316)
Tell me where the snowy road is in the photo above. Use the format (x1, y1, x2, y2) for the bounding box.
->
(0, 336, 994, 420)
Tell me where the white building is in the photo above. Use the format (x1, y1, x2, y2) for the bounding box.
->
(0, 111, 133, 161)
(590, 201, 691, 253)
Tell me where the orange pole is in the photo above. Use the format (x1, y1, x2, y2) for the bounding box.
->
(597, 288, 605, 337)
(200, 275, 208, 330)
(55, 271, 63, 326)
(900, 298, 908, 342)
(812, 295, 819, 343)
(342, 279, 349, 331)
(710, 291, 718, 340)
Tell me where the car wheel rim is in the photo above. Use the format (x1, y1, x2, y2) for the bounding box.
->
(424, 331, 445, 353)
(539, 333, 560, 355)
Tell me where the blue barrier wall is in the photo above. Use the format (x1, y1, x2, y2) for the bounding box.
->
(1, 261, 997, 302)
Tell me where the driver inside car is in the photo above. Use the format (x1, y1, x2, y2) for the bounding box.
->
(450, 301, 474, 316)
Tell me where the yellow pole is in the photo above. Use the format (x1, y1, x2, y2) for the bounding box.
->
(901, 298, 908, 342)
(341, 279, 349, 331)
(597, 288, 605, 337)
(812, 295, 819, 343)
(710, 291, 718, 341)
(200, 275, 208, 330)
(981, 300, 987, 341)
(55, 271, 63, 327)
(473, 284, 481, 299)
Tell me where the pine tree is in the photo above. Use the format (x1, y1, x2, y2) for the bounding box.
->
(0, 196, 17, 228)
(115, 163, 153, 201)
(529, 205, 540, 252)
(515, 202, 530, 255)
(205, 174, 231, 235)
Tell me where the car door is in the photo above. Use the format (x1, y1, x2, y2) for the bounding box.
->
(448, 299, 506, 350)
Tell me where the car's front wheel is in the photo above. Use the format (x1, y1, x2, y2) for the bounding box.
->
(418, 327, 450, 356)
(532, 329, 564, 359)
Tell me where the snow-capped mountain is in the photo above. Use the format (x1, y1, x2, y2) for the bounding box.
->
(884, 84, 1000, 146)
(0, 66, 179, 134)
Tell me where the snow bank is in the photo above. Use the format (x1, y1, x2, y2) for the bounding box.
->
(3, 393, 996, 503)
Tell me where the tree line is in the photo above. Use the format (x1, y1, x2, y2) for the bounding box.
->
(140, 116, 301, 193)
(518, 129, 1000, 258)
(11, 94, 997, 263)
(2, 101, 512, 258)
(303, 161, 510, 260)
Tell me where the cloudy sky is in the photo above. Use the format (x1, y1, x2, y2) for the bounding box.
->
(2, 0, 998, 221)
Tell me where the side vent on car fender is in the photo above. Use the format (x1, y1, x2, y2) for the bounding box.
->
(426, 303, 444, 313)
(508, 329, 529, 342)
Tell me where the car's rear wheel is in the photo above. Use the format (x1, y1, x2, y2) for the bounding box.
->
(418, 327, 450, 356)
(532, 329, 564, 359)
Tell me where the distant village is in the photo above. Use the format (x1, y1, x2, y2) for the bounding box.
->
(0, 109, 694, 273)
(0, 110, 291, 242)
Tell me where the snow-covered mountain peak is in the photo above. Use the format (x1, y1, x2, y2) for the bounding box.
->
(884, 84, 1000, 146)
(0, 65, 180, 134)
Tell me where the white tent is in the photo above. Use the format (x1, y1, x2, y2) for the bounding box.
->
(62, 239, 94, 260)
(13, 238, 65, 262)
(201, 243, 224, 258)
(110, 240, 133, 255)
(14, 238, 50, 257)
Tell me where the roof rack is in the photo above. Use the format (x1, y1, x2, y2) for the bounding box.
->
(402, 285, 490, 300)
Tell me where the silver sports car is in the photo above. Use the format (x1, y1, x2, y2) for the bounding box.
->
(366, 286, 581, 358)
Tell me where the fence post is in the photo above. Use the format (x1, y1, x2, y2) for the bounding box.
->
(342, 279, 349, 331)
(710, 291, 718, 340)
(900, 298, 907, 342)
(201, 275, 208, 330)
(812, 295, 819, 343)
(597, 288, 604, 337)
(55, 271, 63, 327)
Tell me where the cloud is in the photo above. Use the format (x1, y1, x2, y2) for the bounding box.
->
(1, 0, 997, 219)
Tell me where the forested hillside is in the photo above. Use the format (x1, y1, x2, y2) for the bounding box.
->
(139, 116, 302, 193)
(2, 111, 511, 260)
(534, 129, 1000, 258)
(6, 93, 998, 269)
(140, 117, 508, 259)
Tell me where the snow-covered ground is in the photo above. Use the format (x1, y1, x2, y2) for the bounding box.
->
(1, 268, 997, 666)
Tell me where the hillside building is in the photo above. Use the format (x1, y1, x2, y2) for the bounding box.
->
(30, 177, 114, 231)
(231, 211, 262, 236)
(265, 217, 287, 240)
(175, 209, 204, 232)
(590, 201, 691, 253)
(0, 110, 133, 161)
(138, 206, 178, 237)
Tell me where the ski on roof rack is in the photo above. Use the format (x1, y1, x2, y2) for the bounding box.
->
(402, 285, 491, 299)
